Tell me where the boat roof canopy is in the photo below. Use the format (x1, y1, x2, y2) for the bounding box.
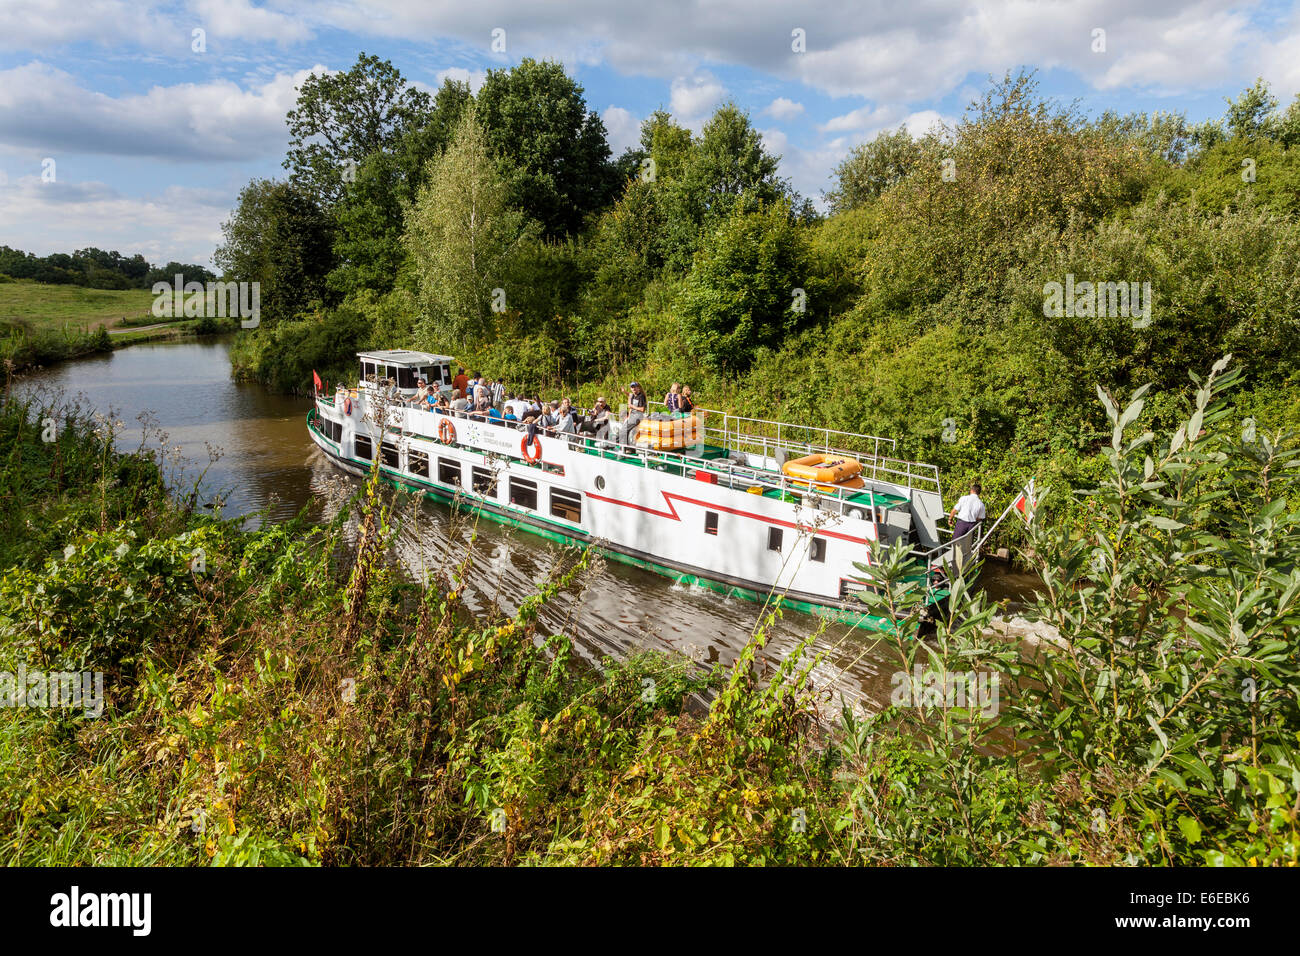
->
(357, 350, 453, 367)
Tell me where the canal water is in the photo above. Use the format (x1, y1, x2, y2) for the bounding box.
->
(14, 337, 1041, 712)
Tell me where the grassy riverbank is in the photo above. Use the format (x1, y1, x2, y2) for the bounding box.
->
(0, 277, 238, 371)
(0, 357, 1296, 866)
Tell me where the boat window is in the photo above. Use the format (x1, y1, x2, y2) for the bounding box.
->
(704, 511, 719, 536)
(509, 477, 538, 510)
(472, 466, 497, 496)
(409, 450, 429, 477)
(542, 462, 565, 476)
(380, 441, 399, 468)
(550, 489, 582, 523)
(398, 366, 417, 389)
(355, 435, 372, 460)
(810, 537, 826, 562)
(437, 458, 461, 487)
(440, 365, 452, 385)
(768, 527, 782, 552)
(362, 361, 375, 382)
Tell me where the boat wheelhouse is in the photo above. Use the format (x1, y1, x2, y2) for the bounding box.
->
(308, 350, 974, 630)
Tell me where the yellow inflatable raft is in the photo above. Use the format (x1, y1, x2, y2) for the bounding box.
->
(781, 453, 862, 484)
(635, 413, 701, 451)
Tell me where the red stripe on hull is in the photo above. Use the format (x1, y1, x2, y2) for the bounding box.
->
(586, 489, 875, 545)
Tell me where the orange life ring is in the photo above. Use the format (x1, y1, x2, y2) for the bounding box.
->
(343, 396, 352, 416)
(438, 417, 455, 443)
(520, 432, 542, 462)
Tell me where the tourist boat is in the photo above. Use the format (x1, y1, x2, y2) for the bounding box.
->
(307, 350, 975, 631)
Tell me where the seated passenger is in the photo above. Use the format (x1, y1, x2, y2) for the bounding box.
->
(679, 386, 695, 414)
(578, 397, 611, 439)
(554, 399, 576, 434)
(487, 405, 504, 423)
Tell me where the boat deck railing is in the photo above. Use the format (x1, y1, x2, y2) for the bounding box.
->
(329, 391, 942, 506)
(673, 404, 941, 496)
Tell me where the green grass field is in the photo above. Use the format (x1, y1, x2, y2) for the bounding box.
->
(0, 279, 156, 333)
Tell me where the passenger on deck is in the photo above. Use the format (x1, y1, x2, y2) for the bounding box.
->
(578, 397, 611, 440)
(664, 383, 681, 412)
(453, 367, 468, 398)
(451, 391, 469, 412)
(619, 382, 648, 444)
(554, 399, 576, 434)
(679, 386, 695, 415)
(409, 378, 430, 406)
(430, 392, 449, 411)
(505, 394, 530, 422)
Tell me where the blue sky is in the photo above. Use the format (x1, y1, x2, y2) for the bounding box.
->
(1, 0, 1297, 267)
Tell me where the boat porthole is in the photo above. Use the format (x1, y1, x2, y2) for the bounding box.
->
(595, 475, 605, 490)
(847, 507, 866, 520)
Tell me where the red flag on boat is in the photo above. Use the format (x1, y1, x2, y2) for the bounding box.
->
(1012, 479, 1037, 526)
(312, 369, 322, 394)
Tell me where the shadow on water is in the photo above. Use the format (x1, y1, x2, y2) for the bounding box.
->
(15, 337, 1041, 713)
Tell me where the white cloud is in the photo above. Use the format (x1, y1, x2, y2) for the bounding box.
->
(763, 97, 805, 121)
(900, 109, 947, 137)
(191, 0, 312, 45)
(669, 73, 727, 129)
(601, 106, 641, 155)
(820, 103, 898, 134)
(433, 66, 487, 93)
(0, 175, 231, 266)
(0, 62, 324, 161)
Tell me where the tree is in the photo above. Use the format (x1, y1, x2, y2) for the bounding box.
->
(404, 109, 539, 350)
(474, 59, 618, 238)
(328, 78, 473, 299)
(1224, 78, 1279, 141)
(284, 53, 433, 208)
(826, 126, 924, 212)
(680, 201, 820, 372)
(659, 103, 788, 272)
(215, 179, 334, 324)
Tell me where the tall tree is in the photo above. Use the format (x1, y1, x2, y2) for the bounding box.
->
(284, 53, 432, 208)
(826, 126, 924, 212)
(475, 59, 618, 238)
(215, 179, 334, 324)
(680, 200, 820, 372)
(328, 78, 472, 298)
(404, 109, 539, 349)
(659, 103, 788, 272)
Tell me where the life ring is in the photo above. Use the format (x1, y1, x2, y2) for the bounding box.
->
(438, 418, 456, 443)
(520, 432, 542, 462)
(343, 396, 353, 416)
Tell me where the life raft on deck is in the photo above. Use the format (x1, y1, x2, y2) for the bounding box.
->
(781, 454, 863, 486)
(634, 413, 701, 451)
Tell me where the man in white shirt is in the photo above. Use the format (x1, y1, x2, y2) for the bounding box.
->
(951, 483, 986, 542)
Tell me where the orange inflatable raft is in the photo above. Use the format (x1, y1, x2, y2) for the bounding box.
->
(634, 414, 701, 451)
(781, 453, 862, 485)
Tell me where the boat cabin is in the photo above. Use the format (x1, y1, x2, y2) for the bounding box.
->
(357, 350, 455, 397)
